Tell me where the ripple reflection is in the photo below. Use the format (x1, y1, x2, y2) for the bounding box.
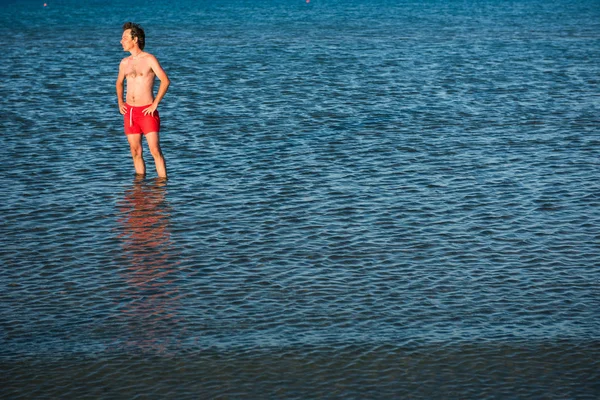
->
(114, 177, 184, 354)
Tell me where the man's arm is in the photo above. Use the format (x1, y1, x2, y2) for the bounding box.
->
(116, 61, 127, 115)
(143, 55, 170, 116)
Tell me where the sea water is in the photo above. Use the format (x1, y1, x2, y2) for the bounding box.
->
(1, 0, 599, 397)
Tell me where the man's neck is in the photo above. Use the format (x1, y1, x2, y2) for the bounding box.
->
(130, 49, 143, 58)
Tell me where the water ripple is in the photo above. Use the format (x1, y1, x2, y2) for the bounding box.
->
(2, 0, 600, 398)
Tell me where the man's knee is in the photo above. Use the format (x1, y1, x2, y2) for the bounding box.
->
(149, 146, 163, 158)
(147, 140, 163, 158)
(129, 146, 143, 158)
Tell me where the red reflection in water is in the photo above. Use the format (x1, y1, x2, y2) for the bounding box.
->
(115, 177, 184, 354)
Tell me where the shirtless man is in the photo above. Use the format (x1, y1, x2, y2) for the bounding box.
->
(116, 22, 170, 178)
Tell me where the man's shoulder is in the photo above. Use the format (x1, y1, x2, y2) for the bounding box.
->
(142, 52, 158, 61)
(120, 52, 155, 60)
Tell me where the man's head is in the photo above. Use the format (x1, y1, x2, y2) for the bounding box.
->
(122, 22, 145, 51)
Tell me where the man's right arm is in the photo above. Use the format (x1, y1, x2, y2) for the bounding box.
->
(116, 62, 127, 115)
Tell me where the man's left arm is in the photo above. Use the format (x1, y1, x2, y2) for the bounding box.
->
(143, 55, 171, 116)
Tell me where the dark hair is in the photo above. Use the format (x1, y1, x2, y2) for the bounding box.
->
(123, 22, 145, 50)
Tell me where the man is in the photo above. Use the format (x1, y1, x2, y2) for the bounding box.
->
(116, 22, 170, 178)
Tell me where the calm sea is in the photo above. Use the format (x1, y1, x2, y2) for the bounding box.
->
(1, 0, 599, 398)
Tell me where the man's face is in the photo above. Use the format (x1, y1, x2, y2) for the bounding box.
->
(120, 29, 136, 51)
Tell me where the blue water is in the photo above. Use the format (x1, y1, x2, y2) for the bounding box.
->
(1, 0, 600, 398)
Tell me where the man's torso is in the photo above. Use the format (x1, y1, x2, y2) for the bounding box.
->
(123, 53, 155, 106)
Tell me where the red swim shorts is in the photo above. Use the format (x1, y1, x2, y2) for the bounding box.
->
(124, 104, 160, 135)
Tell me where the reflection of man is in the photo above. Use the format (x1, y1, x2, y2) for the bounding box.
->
(118, 176, 170, 250)
(116, 177, 181, 353)
(116, 22, 170, 178)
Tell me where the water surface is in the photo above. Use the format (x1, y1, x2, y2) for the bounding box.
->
(1, 0, 599, 398)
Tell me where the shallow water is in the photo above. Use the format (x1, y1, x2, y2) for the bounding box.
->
(1, 0, 600, 398)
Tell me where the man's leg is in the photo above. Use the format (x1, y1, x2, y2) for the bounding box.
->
(145, 132, 167, 178)
(127, 134, 146, 175)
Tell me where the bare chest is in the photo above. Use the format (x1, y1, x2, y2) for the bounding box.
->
(124, 58, 154, 80)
